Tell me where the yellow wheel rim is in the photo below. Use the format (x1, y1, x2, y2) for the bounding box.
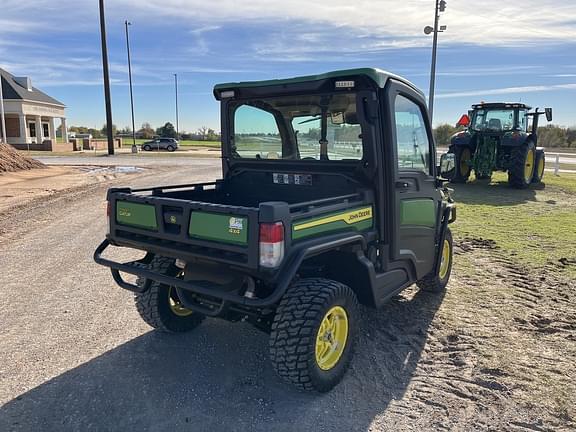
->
(460, 148, 471, 176)
(168, 286, 193, 317)
(438, 238, 451, 279)
(315, 306, 349, 371)
(524, 149, 535, 182)
(537, 156, 545, 179)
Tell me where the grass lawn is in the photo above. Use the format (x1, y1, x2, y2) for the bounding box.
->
(450, 172, 576, 274)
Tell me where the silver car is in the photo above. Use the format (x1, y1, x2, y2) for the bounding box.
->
(141, 137, 179, 152)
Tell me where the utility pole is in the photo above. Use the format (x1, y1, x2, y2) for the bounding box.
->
(0, 74, 6, 144)
(174, 73, 179, 140)
(99, 0, 115, 155)
(424, 0, 447, 124)
(125, 20, 137, 153)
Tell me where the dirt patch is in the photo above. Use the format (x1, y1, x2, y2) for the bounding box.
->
(0, 143, 45, 172)
(0, 165, 143, 219)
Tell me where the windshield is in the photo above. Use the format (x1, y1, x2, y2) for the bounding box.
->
(231, 93, 363, 161)
(472, 109, 515, 131)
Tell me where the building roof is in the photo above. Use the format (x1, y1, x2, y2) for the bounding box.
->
(214, 68, 423, 97)
(0, 68, 65, 106)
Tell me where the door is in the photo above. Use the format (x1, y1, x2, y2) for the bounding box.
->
(387, 83, 438, 279)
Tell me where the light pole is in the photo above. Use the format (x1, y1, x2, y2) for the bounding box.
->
(98, 0, 114, 155)
(424, 0, 447, 123)
(174, 73, 179, 140)
(125, 20, 137, 153)
(0, 74, 6, 144)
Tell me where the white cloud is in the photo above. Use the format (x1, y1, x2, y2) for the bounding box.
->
(437, 83, 576, 99)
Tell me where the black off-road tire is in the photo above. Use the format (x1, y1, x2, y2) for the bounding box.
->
(450, 146, 472, 183)
(269, 278, 359, 392)
(135, 256, 204, 333)
(531, 150, 545, 184)
(508, 141, 536, 189)
(417, 228, 453, 293)
(143, 144, 151, 151)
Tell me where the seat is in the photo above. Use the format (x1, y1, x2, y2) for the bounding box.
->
(487, 118, 502, 130)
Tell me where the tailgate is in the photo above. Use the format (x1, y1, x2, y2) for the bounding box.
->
(109, 193, 259, 268)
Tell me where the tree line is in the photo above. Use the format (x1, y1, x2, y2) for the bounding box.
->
(65, 122, 221, 141)
(433, 124, 576, 148)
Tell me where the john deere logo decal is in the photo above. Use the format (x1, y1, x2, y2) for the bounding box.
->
(169, 215, 177, 224)
(228, 217, 244, 235)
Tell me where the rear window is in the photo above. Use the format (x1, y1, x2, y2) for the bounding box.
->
(232, 93, 363, 161)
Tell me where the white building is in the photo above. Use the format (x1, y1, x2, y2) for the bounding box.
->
(0, 67, 68, 145)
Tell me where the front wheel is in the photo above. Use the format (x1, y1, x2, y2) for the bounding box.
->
(143, 144, 151, 151)
(269, 278, 359, 392)
(417, 228, 453, 293)
(166, 145, 175, 152)
(508, 141, 536, 189)
(135, 256, 204, 333)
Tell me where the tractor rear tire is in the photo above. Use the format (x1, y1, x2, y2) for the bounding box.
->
(450, 146, 472, 183)
(269, 278, 359, 392)
(417, 229, 453, 293)
(508, 141, 536, 189)
(135, 256, 204, 333)
(532, 150, 545, 183)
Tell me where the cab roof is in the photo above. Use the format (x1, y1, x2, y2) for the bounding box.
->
(472, 102, 532, 110)
(213, 68, 423, 98)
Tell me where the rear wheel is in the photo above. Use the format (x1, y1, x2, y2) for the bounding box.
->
(417, 228, 453, 293)
(135, 256, 204, 333)
(450, 146, 472, 183)
(532, 150, 545, 183)
(508, 141, 535, 189)
(269, 278, 359, 392)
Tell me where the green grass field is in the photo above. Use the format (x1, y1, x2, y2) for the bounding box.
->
(133, 139, 220, 148)
(451, 172, 576, 274)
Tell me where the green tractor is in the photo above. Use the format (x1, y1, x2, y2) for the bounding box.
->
(448, 103, 552, 188)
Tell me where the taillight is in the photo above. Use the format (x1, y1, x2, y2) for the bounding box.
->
(106, 201, 111, 217)
(259, 222, 285, 268)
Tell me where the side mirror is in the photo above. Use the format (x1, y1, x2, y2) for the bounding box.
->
(456, 114, 470, 127)
(545, 108, 552, 122)
(439, 153, 455, 179)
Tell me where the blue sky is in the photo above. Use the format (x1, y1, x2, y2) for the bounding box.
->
(1, 0, 575, 131)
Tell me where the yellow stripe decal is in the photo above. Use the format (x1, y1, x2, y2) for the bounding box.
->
(294, 207, 372, 231)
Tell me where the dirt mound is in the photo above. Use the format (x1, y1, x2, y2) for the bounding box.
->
(0, 143, 45, 173)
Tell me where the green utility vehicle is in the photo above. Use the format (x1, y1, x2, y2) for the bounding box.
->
(95, 68, 456, 392)
(448, 102, 552, 188)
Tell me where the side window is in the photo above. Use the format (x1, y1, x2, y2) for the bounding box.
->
(233, 105, 283, 159)
(394, 94, 431, 172)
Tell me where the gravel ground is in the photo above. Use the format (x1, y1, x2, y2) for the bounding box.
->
(0, 162, 574, 431)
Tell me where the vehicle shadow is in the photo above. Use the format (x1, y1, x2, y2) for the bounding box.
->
(449, 178, 540, 206)
(0, 288, 444, 432)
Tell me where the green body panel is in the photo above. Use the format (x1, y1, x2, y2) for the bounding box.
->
(292, 206, 373, 240)
(116, 201, 158, 231)
(214, 68, 422, 96)
(189, 212, 248, 245)
(400, 199, 436, 227)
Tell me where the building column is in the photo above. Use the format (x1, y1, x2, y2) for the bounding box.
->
(49, 118, 56, 140)
(61, 117, 68, 142)
(35, 115, 43, 143)
(19, 114, 28, 144)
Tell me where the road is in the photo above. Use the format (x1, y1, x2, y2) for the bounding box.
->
(0, 161, 573, 431)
